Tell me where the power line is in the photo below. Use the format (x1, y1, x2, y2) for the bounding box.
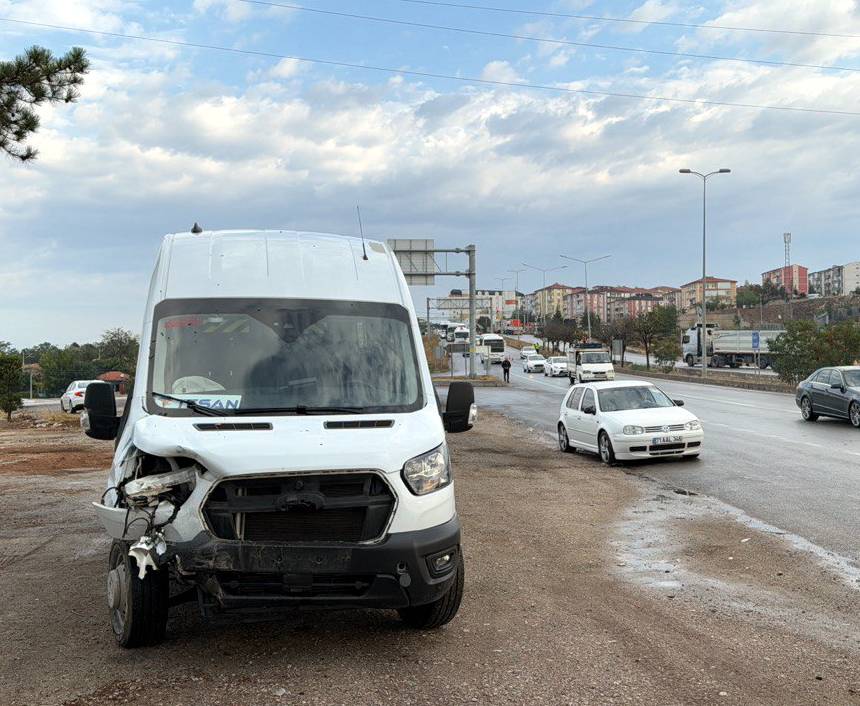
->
(384, 0, 860, 40)
(1, 16, 859, 116)
(240, 0, 860, 74)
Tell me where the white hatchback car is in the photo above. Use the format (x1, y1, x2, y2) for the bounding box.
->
(544, 357, 568, 377)
(557, 380, 703, 464)
(60, 380, 99, 413)
(523, 353, 546, 373)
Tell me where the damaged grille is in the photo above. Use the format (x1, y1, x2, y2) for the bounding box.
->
(203, 473, 395, 543)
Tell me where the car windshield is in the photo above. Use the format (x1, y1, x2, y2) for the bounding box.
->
(148, 298, 423, 415)
(581, 352, 611, 364)
(844, 370, 860, 387)
(598, 386, 675, 411)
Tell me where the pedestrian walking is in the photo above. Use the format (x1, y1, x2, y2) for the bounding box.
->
(501, 357, 511, 383)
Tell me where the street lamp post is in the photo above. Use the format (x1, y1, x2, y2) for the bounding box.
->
(560, 254, 611, 341)
(679, 168, 731, 378)
(509, 268, 526, 340)
(495, 276, 512, 332)
(522, 263, 568, 325)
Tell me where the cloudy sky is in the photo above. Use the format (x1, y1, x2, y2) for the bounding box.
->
(2, 0, 860, 347)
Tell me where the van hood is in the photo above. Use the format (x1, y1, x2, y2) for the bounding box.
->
(130, 405, 444, 480)
(581, 363, 614, 372)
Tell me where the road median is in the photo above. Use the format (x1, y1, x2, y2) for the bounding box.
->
(617, 365, 795, 393)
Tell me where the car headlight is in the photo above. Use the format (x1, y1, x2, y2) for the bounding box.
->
(402, 443, 451, 495)
(623, 425, 645, 435)
(684, 420, 702, 431)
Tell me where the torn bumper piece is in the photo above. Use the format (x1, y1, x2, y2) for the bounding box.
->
(170, 516, 461, 611)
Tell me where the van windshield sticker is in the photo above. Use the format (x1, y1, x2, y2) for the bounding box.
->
(157, 394, 243, 410)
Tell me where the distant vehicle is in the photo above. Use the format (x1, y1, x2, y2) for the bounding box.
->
(478, 333, 505, 364)
(60, 380, 99, 413)
(523, 353, 546, 373)
(519, 347, 532, 360)
(453, 326, 469, 343)
(795, 366, 860, 427)
(567, 347, 614, 384)
(557, 380, 703, 464)
(544, 357, 568, 377)
(682, 325, 785, 369)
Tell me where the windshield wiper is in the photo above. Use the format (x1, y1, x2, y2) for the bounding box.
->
(151, 391, 228, 417)
(233, 405, 368, 416)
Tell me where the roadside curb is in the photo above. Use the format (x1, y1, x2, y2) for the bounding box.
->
(617, 367, 794, 394)
(432, 376, 504, 388)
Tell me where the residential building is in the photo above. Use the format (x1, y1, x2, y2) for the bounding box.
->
(529, 283, 577, 321)
(646, 286, 682, 310)
(680, 277, 738, 311)
(808, 265, 844, 297)
(843, 261, 860, 294)
(436, 288, 523, 326)
(762, 264, 809, 296)
(608, 294, 662, 320)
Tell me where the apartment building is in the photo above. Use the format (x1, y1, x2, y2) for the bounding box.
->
(680, 277, 738, 311)
(608, 294, 662, 320)
(762, 264, 809, 296)
(529, 283, 577, 320)
(845, 261, 860, 294)
(808, 265, 843, 297)
(437, 288, 523, 324)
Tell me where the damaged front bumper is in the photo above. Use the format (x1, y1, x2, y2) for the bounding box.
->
(169, 516, 461, 612)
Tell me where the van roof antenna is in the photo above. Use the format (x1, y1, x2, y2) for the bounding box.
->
(191, 222, 203, 234)
(356, 205, 369, 261)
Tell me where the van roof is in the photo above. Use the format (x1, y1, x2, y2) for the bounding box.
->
(155, 230, 408, 305)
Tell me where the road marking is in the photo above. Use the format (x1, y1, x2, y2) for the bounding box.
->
(702, 420, 860, 457)
(675, 392, 796, 414)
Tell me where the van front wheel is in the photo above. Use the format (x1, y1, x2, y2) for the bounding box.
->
(108, 539, 169, 648)
(399, 553, 464, 629)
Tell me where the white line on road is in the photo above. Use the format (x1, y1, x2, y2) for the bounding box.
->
(702, 420, 860, 457)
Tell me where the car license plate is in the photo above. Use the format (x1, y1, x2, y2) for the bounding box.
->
(652, 435, 682, 445)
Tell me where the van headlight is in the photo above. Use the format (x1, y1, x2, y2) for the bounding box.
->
(402, 443, 451, 495)
(685, 420, 702, 431)
(623, 425, 645, 435)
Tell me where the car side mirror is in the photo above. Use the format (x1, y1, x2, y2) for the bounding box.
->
(582, 404, 596, 415)
(831, 382, 844, 390)
(674, 399, 685, 406)
(81, 382, 119, 441)
(443, 381, 475, 433)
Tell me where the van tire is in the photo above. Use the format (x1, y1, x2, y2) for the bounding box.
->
(108, 540, 169, 648)
(398, 553, 464, 629)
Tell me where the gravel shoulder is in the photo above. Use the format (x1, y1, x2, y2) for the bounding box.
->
(0, 414, 857, 705)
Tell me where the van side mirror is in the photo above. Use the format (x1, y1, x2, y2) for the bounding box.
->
(443, 381, 475, 433)
(674, 399, 685, 406)
(82, 382, 119, 440)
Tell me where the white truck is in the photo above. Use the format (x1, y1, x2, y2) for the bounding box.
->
(682, 326, 785, 369)
(478, 333, 505, 364)
(567, 346, 615, 384)
(83, 228, 474, 647)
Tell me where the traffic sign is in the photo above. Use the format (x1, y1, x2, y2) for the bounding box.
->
(752, 332, 760, 350)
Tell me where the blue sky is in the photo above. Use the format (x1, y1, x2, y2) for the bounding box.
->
(2, 0, 860, 346)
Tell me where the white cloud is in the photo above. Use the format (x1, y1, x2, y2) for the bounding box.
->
(269, 58, 304, 79)
(480, 60, 523, 84)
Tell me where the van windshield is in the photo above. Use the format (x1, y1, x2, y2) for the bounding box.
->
(581, 352, 611, 364)
(148, 298, 423, 415)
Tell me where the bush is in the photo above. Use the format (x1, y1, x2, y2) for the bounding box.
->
(770, 320, 860, 384)
(0, 353, 24, 421)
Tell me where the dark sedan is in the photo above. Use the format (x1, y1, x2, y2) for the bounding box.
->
(795, 366, 860, 427)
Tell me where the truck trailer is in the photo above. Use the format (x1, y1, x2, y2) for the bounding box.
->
(682, 326, 785, 369)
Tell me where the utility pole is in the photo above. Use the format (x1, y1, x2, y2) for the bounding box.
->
(495, 276, 511, 332)
(467, 245, 477, 378)
(560, 254, 611, 341)
(679, 168, 732, 378)
(784, 232, 792, 321)
(509, 268, 526, 341)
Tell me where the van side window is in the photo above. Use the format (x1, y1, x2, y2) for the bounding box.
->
(567, 387, 584, 409)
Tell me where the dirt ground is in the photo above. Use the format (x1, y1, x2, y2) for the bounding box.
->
(0, 413, 858, 705)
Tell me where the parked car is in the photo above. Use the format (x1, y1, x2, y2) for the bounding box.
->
(795, 366, 860, 427)
(60, 380, 98, 413)
(544, 357, 568, 377)
(556, 380, 703, 464)
(523, 353, 546, 373)
(85, 229, 475, 647)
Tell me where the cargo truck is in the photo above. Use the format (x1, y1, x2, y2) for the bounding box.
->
(682, 325, 785, 369)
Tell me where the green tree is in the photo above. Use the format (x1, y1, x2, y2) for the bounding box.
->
(606, 318, 634, 366)
(1, 46, 89, 161)
(0, 352, 24, 421)
(736, 284, 763, 308)
(40, 347, 98, 395)
(650, 305, 678, 338)
(633, 311, 660, 369)
(653, 337, 681, 373)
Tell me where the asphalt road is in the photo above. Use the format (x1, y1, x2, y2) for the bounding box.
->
(451, 347, 860, 566)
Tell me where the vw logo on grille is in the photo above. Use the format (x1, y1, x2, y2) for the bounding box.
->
(661, 425, 670, 433)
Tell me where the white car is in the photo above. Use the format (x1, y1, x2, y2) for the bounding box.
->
(544, 357, 568, 377)
(520, 347, 535, 360)
(523, 353, 546, 373)
(60, 380, 99, 413)
(556, 380, 703, 464)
